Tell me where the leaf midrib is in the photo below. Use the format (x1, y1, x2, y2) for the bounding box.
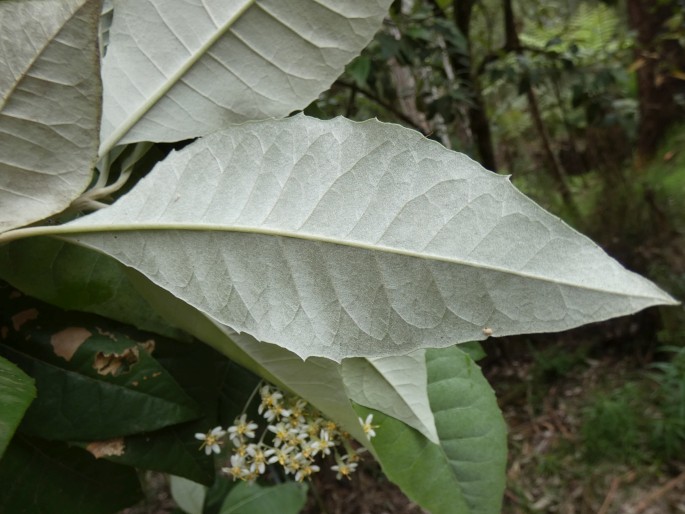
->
(51, 221, 673, 301)
(98, 0, 257, 157)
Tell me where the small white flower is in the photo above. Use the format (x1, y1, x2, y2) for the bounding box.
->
(228, 414, 259, 446)
(331, 459, 358, 480)
(287, 399, 308, 426)
(359, 414, 377, 439)
(267, 421, 294, 447)
(263, 404, 292, 422)
(265, 445, 293, 466)
(295, 462, 320, 482)
(246, 443, 268, 475)
(195, 426, 226, 455)
(296, 440, 319, 460)
(283, 454, 307, 476)
(222, 453, 249, 481)
(311, 429, 334, 456)
(258, 386, 284, 415)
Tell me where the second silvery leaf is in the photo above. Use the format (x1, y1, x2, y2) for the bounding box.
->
(99, 0, 392, 152)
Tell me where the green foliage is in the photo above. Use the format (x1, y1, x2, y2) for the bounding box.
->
(0, 357, 35, 459)
(0, 289, 201, 441)
(580, 382, 645, 464)
(581, 347, 685, 465)
(0, 236, 189, 340)
(482, 1, 637, 187)
(647, 346, 685, 460)
(219, 482, 307, 514)
(0, 436, 142, 514)
(530, 343, 589, 385)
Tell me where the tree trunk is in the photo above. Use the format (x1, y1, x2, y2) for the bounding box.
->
(627, 0, 685, 165)
(502, 0, 575, 207)
(449, 0, 498, 171)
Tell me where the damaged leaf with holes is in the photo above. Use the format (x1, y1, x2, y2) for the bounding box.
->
(0, 286, 202, 441)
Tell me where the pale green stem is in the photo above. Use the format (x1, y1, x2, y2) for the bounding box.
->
(0, 225, 74, 245)
(71, 199, 109, 211)
(72, 166, 134, 210)
(242, 379, 264, 415)
(94, 153, 111, 189)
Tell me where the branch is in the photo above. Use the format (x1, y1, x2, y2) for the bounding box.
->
(333, 80, 429, 135)
(476, 45, 562, 75)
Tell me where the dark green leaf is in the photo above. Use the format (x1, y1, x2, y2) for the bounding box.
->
(0, 237, 189, 340)
(107, 421, 215, 485)
(0, 436, 142, 514)
(219, 482, 308, 514)
(0, 287, 201, 440)
(106, 344, 261, 485)
(0, 356, 35, 459)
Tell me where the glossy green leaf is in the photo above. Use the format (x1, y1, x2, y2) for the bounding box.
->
(360, 346, 507, 514)
(99, 0, 392, 152)
(0, 356, 35, 459)
(108, 422, 215, 485)
(0, 0, 101, 232)
(111, 348, 261, 485)
(40, 115, 676, 362)
(0, 289, 201, 440)
(85, 340, 260, 485)
(219, 482, 307, 514)
(0, 436, 142, 514)
(0, 237, 188, 340)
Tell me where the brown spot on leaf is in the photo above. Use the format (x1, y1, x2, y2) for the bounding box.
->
(96, 327, 118, 341)
(9, 290, 22, 299)
(139, 339, 155, 354)
(93, 346, 139, 376)
(12, 308, 38, 331)
(86, 438, 125, 458)
(51, 327, 92, 361)
(152, 371, 162, 378)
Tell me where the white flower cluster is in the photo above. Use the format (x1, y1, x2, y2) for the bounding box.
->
(194, 384, 378, 483)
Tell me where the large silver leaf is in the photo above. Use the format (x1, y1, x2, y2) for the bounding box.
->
(0, 0, 101, 233)
(59, 116, 676, 361)
(99, 0, 391, 153)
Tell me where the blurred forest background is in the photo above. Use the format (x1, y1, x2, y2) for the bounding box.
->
(298, 0, 685, 512)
